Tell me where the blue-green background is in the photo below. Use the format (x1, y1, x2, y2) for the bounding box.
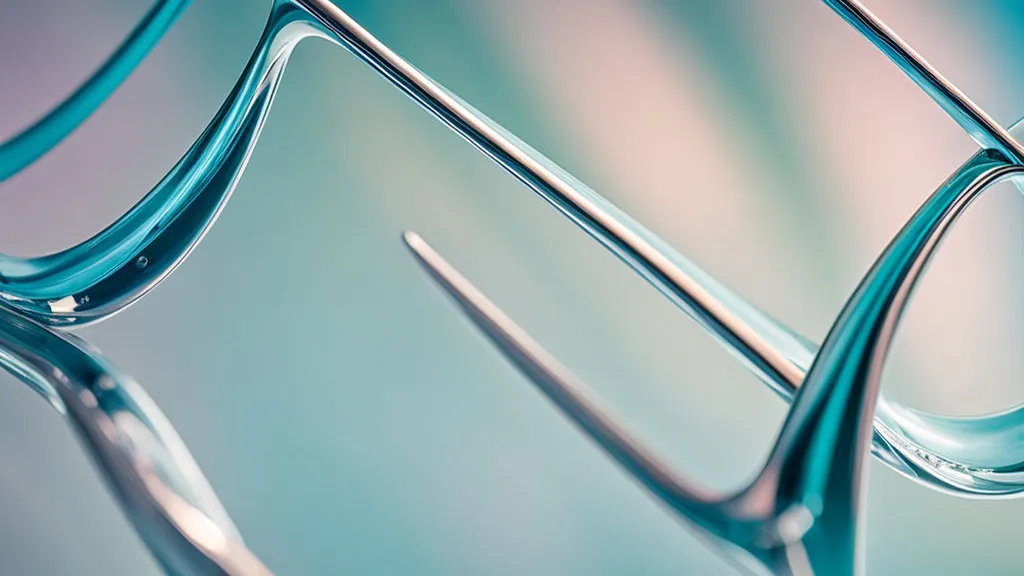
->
(1, 1, 1022, 573)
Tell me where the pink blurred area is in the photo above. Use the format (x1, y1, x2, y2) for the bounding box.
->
(0, 1, 1021, 574)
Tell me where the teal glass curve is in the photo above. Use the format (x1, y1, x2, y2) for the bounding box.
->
(0, 0, 191, 182)
(405, 149, 1023, 574)
(0, 304, 272, 574)
(3, 0, 1024, 573)
(2, 0, 1020, 499)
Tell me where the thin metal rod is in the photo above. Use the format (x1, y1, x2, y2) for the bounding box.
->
(823, 0, 1024, 163)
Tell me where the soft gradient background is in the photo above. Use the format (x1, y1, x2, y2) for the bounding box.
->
(1, 0, 1022, 574)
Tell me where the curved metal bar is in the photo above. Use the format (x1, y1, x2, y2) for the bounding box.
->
(406, 159, 1024, 574)
(1, 0, 1021, 572)
(0, 0, 1019, 497)
(0, 0, 191, 181)
(297, 0, 1024, 497)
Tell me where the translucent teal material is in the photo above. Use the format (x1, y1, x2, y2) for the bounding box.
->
(2, 0, 1012, 497)
(2, 0, 1022, 573)
(405, 152, 1024, 574)
(0, 0, 190, 182)
(0, 304, 272, 574)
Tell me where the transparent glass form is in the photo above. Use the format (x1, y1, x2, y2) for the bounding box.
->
(1, 0, 1022, 574)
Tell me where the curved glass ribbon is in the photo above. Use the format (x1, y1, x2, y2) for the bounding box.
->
(0, 0, 191, 182)
(0, 2, 309, 326)
(2, 0, 1017, 498)
(0, 305, 272, 575)
(404, 153, 1024, 574)
(3, 0, 1024, 572)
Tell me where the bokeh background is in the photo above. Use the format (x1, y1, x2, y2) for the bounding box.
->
(1, 0, 1023, 573)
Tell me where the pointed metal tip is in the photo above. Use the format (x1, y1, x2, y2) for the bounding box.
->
(401, 230, 474, 308)
(401, 229, 711, 523)
(402, 230, 446, 280)
(401, 230, 424, 251)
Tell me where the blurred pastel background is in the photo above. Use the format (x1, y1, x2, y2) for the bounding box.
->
(1, 0, 1022, 573)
